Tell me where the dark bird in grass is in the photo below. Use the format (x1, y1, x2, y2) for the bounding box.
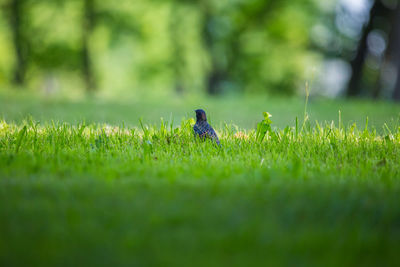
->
(193, 109, 220, 146)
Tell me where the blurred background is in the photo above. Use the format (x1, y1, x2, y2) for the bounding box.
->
(0, 0, 400, 127)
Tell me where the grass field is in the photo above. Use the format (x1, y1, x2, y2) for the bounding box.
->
(1, 90, 400, 266)
(2, 90, 400, 130)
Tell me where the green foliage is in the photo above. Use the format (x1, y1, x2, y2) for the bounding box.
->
(0, 0, 321, 94)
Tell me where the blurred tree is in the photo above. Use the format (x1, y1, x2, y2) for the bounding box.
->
(200, 2, 223, 95)
(3, 0, 90, 90)
(345, 0, 400, 100)
(26, 0, 85, 93)
(10, 0, 26, 86)
(168, 2, 185, 94)
(82, 0, 96, 92)
(390, 2, 400, 100)
(4, 0, 29, 87)
(0, 0, 320, 96)
(346, 0, 387, 97)
(199, 0, 318, 95)
(80, 0, 142, 92)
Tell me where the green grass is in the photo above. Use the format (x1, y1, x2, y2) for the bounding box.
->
(1, 91, 400, 266)
(1, 90, 400, 131)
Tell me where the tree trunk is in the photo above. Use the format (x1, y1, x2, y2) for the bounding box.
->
(82, 0, 96, 92)
(169, 3, 184, 95)
(207, 71, 224, 95)
(346, 0, 385, 97)
(391, 3, 400, 101)
(394, 63, 400, 101)
(10, 0, 26, 87)
(202, 9, 224, 95)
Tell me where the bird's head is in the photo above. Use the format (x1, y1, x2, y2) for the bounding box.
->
(195, 109, 207, 122)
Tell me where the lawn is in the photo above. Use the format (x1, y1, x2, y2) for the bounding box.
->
(1, 90, 400, 266)
(1, 90, 400, 130)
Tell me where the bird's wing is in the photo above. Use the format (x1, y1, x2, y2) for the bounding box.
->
(194, 122, 220, 145)
(205, 123, 220, 144)
(193, 124, 207, 137)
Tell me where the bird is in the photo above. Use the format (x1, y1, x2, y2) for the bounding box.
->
(193, 109, 220, 146)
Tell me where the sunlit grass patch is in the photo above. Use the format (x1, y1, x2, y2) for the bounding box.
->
(1, 115, 399, 182)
